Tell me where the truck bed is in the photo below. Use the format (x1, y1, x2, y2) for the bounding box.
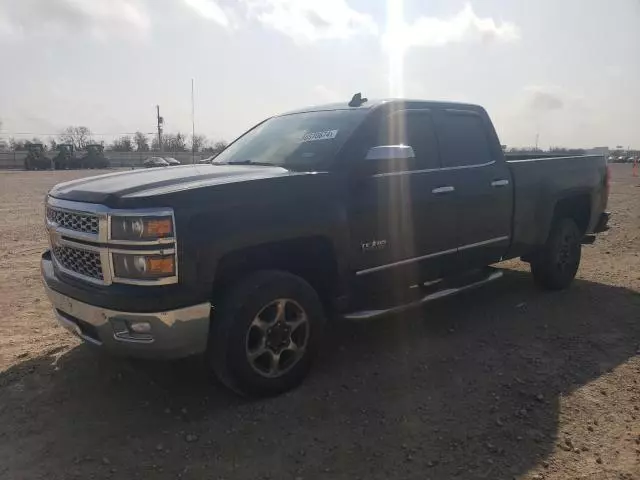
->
(505, 154, 608, 258)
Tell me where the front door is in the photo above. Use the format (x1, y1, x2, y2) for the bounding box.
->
(348, 109, 458, 300)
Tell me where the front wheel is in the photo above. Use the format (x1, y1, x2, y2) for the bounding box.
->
(208, 270, 326, 397)
(530, 218, 582, 290)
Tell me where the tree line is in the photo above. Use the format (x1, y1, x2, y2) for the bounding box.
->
(6, 126, 228, 156)
(505, 146, 587, 155)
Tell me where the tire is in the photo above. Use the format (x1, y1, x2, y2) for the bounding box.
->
(530, 218, 582, 290)
(208, 270, 326, 397)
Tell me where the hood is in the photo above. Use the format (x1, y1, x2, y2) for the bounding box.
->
(48, 164, 300, 205)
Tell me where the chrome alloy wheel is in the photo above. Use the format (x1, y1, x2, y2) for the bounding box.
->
(245, 298, 310, 378)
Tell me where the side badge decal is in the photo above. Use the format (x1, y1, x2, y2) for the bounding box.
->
(361, 239, 387, 252)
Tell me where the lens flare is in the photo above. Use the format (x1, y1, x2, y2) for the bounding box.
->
(386, 0, 405, 97)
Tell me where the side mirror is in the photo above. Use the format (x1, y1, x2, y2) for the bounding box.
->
(365, 145, 415, 161)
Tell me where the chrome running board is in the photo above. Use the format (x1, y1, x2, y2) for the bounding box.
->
(343, 269, 504, 321)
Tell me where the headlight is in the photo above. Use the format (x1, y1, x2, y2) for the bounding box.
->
(112, 253, 176, 280)
(110, 215, 174, 241)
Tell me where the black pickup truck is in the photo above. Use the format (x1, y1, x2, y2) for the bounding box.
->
(41, 96, 610, 396)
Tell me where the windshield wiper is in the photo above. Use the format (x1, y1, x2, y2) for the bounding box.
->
(226, 160, 278, 167)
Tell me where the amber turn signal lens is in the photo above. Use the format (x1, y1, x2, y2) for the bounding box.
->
(146, 256, 174, 274)
(144, 219, 173, 237)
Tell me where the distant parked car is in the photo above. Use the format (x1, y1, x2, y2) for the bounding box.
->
(143, 157, 169, 168)
(164, 157, 181, 166)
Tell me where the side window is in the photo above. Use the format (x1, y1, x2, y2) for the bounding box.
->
(373, 110, 440, 171)
(434, 110, 493, 167)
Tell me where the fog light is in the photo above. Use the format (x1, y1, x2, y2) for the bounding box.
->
(128, 321, 151, 334)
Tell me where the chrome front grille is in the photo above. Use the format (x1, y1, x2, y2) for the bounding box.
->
(46, 207, 99, 235)
(52, 245, 103, 281)
(45, 196, 178, 286)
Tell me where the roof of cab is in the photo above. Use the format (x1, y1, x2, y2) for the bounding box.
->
(279, 98, 484, 116)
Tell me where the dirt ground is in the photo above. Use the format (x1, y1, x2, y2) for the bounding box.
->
(0, 165, 638, 480)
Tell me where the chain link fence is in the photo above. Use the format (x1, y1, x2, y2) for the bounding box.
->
(0, 151, 205, 170)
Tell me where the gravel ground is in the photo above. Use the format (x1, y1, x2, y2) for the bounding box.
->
(0, 165, 638, 480)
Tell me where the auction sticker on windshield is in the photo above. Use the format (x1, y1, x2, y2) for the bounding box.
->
(301, 130, 338, 142)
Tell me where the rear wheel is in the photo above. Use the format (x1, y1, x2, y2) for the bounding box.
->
(530, 218, 582, 290)
(208, 270, 325, 397)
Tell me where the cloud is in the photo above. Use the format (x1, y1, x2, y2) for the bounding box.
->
(383, 3, 520, 51)
(524, 86, 566, 112)
(0, 0, 150, 39)
(242, 0, 377, 43)
(182, 0, 230, 27)
(604, 65, 623, 78)
(522, 85, 589, 115)
(494, 85, 597, 148)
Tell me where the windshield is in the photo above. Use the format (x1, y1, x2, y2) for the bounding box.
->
(213, 109, 368, 170)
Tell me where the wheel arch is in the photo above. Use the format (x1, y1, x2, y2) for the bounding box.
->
(551, 192, 592, 235)
(211, 236, 343, 309)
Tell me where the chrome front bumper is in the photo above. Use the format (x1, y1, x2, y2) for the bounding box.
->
(42, 259, 211, 359)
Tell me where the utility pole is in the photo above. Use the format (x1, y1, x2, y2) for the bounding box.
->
(191, 79, 195, 164)
(156, 105, 163, 153)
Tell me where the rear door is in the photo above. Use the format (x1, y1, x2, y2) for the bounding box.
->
(432, 109, 513, 271)
(348, 109, 458, 293)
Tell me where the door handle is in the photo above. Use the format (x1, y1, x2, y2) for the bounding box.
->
(432, 186, 455, 194)
(491, 179, 510, 187)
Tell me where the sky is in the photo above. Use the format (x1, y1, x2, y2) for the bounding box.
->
(0, 0, 638, 149)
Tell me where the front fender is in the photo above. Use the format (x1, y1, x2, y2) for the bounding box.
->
(179, 173, 350, 288)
